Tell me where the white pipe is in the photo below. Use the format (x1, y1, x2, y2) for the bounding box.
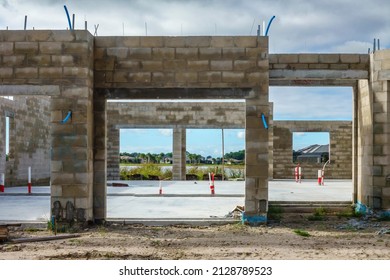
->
(28, 166, 31, 183)
(262, 20, 265, 36)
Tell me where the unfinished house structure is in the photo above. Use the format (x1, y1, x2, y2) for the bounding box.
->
(1, 29, 389, 224)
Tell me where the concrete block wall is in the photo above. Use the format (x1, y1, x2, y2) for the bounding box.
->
(0, 96, 50, 186)
(273, 121, 352, 179)
(0, 30, 95, 221)
(107, 101, 245, 128)
(270, 54, 369, 71)
(366, 50, 390, 209)
(95, 36, 268, 89)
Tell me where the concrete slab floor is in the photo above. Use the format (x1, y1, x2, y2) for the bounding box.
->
(0, 180, 352, 221)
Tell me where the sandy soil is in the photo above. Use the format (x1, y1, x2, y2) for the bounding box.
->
(1, 216, 390, 260)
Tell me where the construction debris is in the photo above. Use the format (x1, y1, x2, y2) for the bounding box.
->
(0, 225, 9, 242)
(10, 234, 81, 244)
(376, 228, 390, 235)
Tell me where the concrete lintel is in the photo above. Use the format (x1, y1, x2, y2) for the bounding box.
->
(97, 88, 252, 100)
(0, 85, 60, 96)
(116, 124, 244, 129)
(270, 69, 368, 80)
(270, 79, 358, 87)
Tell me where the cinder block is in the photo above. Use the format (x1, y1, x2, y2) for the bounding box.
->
(39, 42, 62, 54)
(175, 72, 198, 82)
(14, 67, 38, 78)
(63, 185, 89, 197)
(176, 48, 198, 59)
(2, 55, 24, 66)
(128, 72, 151, 83)
(51, 55, 74, 66)
(186, 37, 211, 47)
(164, 37, 186, 47)
(152, 72, 175, 83)
(221, 71, 244, 82)
(39, 67, 63, 79)
(340, 54, 360, 63)
(0, 68, 13, 78)
(140, 37, 164, 47)
(51, 172, 74, 185)
(27, 55, 51, 66)
(63, 67, 89, 78)
(116, 60, 140, 70)
(163, 60, 187, 70)
(234, 60, 256, 70)
(199, 71, 221, 82)
(0, 42, 14, 55)
(299, 54, 319, 63)
(222, 47, 246, 59)
(211, 60, 233, 70)
(278, 54, 298, 64)
(187, 60, 209, 71)
(120, 37, 141, 47)
(107, 47, 128, 58)
(152, 48, 175, 59)
(319, 54, 340, 63)
(63, 42, 89, 54)
(15, 42, 38, 55)
(129, 48, 152, 59)
(247, 72, 268, 83)
(199, 48, 222, 59)
(211, 37, 234, 47)
(234, 37, 257, 47)
(141, 61, 163, 71)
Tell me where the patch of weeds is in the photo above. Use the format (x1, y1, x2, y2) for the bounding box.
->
(268, 205, 283, 221)
(68, 238, 83, 245)
(293, 229, 310, 237)
(308, 207, 327, 221)
(229, 222, 248, 232)
(337, 208, 363, 219)
(97, 226, 108, 235)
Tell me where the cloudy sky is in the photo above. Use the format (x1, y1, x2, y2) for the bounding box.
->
(1, 0, 389, 156)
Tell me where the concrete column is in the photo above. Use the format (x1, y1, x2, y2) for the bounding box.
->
(50, 86, 94, 222)
(107, 127, 120, 180)
(370, 50, 390, 210)
(242, 87, 269, 225)
(0, 112, 5, 181)
(172, 127, 186, 180)
(93, 94, 107, 222)
(352, 85, 358, 203)
(356, 79, 373, 211)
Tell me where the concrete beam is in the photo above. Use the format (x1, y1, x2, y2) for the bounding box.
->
(96, 88, 252, 100)
(270, 69, 368, 80)
(270, 79, 358, 87)
(0, 85, 60, 96)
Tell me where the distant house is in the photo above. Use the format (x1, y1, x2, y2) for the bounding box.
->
(293, 144, 329, 163)
(163, 157, 173, 164)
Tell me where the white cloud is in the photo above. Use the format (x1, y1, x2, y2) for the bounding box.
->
(237, 131, 245, 139)
(158, 129, 172, 137)
(331, 41, 372, 53)
(270, 87, 353, 120)
(1, 0, 388, 52)
(295, 132, 306, 137)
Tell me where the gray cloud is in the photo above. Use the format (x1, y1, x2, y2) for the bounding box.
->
(1, 0, 388, 52)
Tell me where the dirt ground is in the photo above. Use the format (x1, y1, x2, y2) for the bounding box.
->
(1, 215, 390, 260)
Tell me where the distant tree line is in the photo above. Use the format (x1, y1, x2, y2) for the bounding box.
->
(120, 150, 245, 165)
